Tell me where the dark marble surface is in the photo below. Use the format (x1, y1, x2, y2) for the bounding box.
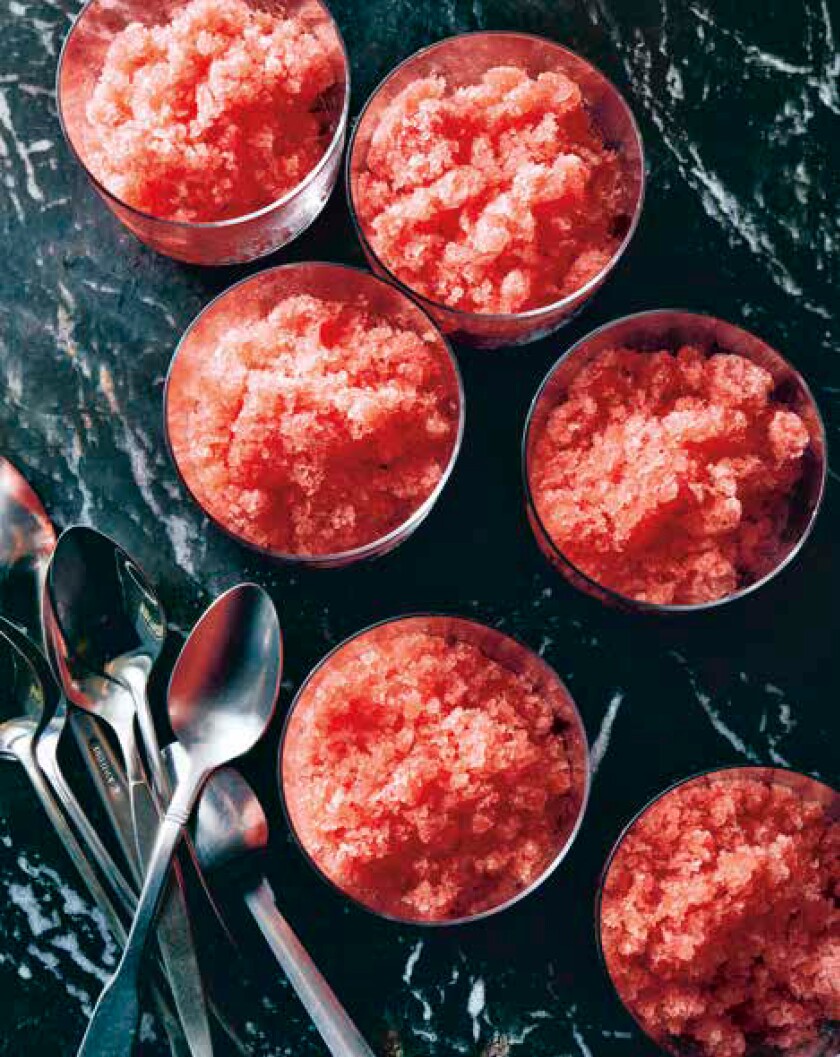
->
(1, 0, 839, 1054)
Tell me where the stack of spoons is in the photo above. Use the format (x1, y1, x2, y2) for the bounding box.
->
(0, 455, 376, 1057)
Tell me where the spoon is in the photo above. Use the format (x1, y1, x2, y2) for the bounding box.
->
(45, 527, 214, 1057)
(0, 461, 145, 895)
(0, 606, 138, 917)
(194, 766, 376, 1057)
(43, 525, 169, 802)
(0, 467, 195, 1054)
(0, 457, 55, 637)
(76, 583, 281, 1057)
(0, 618, 199, 1057)
(34, 687, 137, 914)
(0, 466, 241, 1053)
(0, 616, 114, 910)
(0, 499, 139, 915)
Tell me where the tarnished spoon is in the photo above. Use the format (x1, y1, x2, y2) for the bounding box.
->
(76, 584, 281, 1057)
(195, 766, 376, 1057)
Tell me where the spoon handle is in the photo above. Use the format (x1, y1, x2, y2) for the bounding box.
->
(77, 805, 191, 1057)
(68, 710, 142, 886)
(35, 726, 137, 915)
(126, 771, 214, 1057)
(244, 879, 377, 1057)
(16, 734, 194, 1057)
(119, 664, 170, 802)
(15, 732, 128, 943)
(51, 719, 246, 1057)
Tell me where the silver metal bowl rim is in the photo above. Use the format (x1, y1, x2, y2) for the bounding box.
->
(56, 0, 352, 233)
(521, 308, 829, 614)
(345, 29, 647, 330)
(277, 611, 592, 927)
(163, 261, 467, 567)
(593, 763, 840, 1056)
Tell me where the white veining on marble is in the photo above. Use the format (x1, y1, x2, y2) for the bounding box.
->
(401, 938, 435, 1028)
(1, 819, 116, 1023)
(113, 418, 203, 579)
(589, 691, 624, 777)
(403, 938, 423, 984)
(670, 651, 804, 769)
(467, 976, 486, 1041)
(671, 649, 760, 761)
(0, 90, 44, 204)
(588, 0, 838, 326)
(570, 1019, 594, 1057)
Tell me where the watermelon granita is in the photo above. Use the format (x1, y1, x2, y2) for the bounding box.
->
(600, 771, 840, 1057)
(166, 290, 461, 556)
(353, 64, 632, 314)
(282, 621, 587, 921)
(529, 344, 811, 605)
(84, 0, 343, 222)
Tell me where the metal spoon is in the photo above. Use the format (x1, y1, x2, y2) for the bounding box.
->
(0, 467, 195, 1055)
(0, 616, 197, 1057)
(0, 496, 139, 915)
(76, 583, 281, 1057)
(0, 457, 55, 637)
(43, 525, 169, 803)
(194, 766, 376, 1057)
(0, 616, 111, 908)
(0, 461, 144, 896)
(44, 523, 175, 875)
(45, 528, 214, 1057)
(34, 691, 137, 914)
(0, 613, 138, 917)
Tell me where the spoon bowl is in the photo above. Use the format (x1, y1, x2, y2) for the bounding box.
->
(0, 615, 55, 732)
(195, 767, 268, 876)
(168, 584, 283, 770)
(44, 525, 166, 736)
(0, 457, 56, 638)
(191, 767, 376, 1057)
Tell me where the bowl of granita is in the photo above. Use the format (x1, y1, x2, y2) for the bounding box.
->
(346, 31, 644, 349)
(165, 263, 464, 567)
(597, 767, 840, 1057)
(57, 0, 349, 264)
(523, 310, 827, 613)
(280, 614, 590, 924)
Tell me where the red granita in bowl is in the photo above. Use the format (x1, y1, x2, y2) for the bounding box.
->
(524, 312, 827, 610)
(165, 264, 463, 565)
(280, 615, 589, 923)
(83, 0, 343, 223)
(598, 768, 840, 1057)
(348, 33, 644, 348)
(57, 0, 349, 263)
